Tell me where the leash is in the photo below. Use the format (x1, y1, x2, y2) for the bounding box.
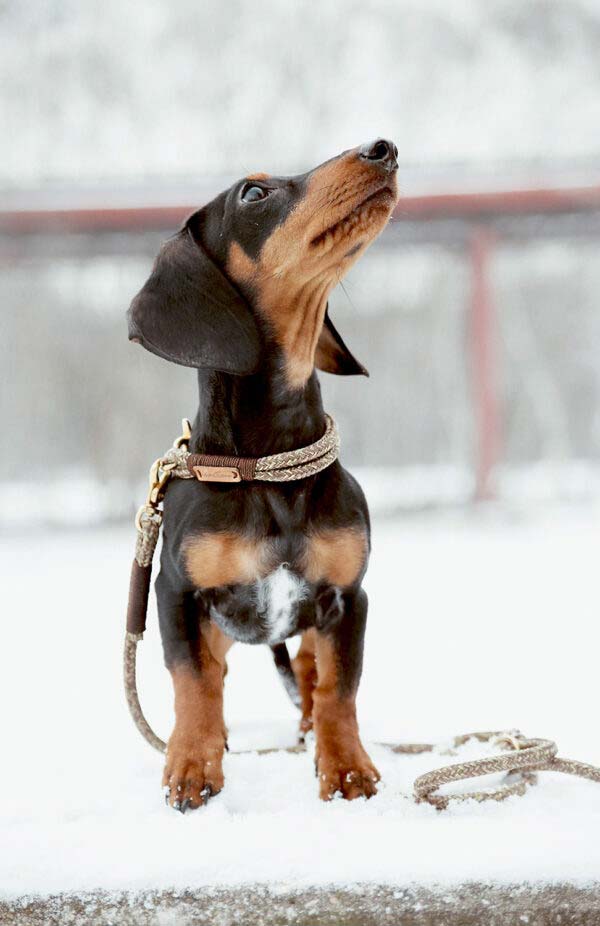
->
(124, 420, 600, 809)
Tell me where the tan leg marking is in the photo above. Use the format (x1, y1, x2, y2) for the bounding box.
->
(313, 633, 379, 801)
(163, 624, 233, 810)
(292, 629, 317, 738)
(184, 531, 273, 589)
(202, 620, 235, 664)
(304, 527, 368, 588)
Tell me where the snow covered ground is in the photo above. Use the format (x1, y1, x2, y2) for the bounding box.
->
(2, 505, 600, 899)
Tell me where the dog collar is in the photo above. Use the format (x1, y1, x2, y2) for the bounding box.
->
(159, 414, 340, 485)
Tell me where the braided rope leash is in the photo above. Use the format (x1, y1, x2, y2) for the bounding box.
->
(124, 420, 600, 808)
(408, 733, 600, 808)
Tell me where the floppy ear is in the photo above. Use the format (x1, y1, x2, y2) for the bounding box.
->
(315, 307, 369, 377)
(127, 225, 261, 375)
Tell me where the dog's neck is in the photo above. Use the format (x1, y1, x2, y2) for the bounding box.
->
(190, 362, 326, 457)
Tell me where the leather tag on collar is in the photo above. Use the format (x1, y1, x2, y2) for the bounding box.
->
(186, 453, 257, 482)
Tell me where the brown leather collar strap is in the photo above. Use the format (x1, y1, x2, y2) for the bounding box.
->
(186, 453, 256, 482)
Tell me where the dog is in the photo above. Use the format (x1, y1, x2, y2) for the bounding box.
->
(128, 139, 399, 811)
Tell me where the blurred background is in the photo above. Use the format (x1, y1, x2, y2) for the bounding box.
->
(1, 0, 600, 525)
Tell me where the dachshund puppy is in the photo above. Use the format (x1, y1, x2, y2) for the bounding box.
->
(128, 139, 399, 811)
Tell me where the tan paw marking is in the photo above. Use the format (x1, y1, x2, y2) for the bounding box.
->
(162, 739, 224, 813)
(316, 747, 380, 801)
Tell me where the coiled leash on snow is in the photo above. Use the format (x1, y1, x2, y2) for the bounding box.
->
(124, 418, 600, 809)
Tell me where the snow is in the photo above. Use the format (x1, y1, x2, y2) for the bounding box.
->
(1, 505, 600, 899)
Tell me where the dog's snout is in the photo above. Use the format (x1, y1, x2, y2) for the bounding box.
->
(359, 138, 398, 172)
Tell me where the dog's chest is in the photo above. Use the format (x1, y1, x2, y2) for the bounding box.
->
(207, 564, 309, 645)
(184, 523, 367, 644)
(254, 565, 308, 642)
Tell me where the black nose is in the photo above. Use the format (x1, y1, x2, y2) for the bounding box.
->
(359, 138, 398, 172)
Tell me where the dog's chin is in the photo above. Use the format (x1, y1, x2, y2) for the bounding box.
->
(357, 184, 398, 225)
(310, 184, 396, 254)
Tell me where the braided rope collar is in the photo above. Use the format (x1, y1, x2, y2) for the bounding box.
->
(161, 414, 340, 483)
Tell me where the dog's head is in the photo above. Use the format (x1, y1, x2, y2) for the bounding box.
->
(128, 139, 398, 388)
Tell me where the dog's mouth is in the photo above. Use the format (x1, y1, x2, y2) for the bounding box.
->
(310, 183, 396, 250)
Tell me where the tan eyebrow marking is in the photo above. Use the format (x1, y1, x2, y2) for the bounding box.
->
(245, 172, 270, 182)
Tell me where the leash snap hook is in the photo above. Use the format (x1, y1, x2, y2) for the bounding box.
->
(146, 458, 177, 508)
(135, 457, 177, 532)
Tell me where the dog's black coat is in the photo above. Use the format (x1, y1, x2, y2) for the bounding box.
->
(128, 140, 398, 806)
(156, 365, 370, 688)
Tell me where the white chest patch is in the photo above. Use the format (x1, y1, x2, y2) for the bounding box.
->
(255, 564, 308, 644)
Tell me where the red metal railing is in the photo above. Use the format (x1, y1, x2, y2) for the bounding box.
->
(2, 185, 600, 234)
(3, 184, 600, 499)
(469, 228, 499, 500)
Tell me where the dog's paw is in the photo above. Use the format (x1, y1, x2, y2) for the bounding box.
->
(316, 750, 380, 801)
(162, 739, 224, 813)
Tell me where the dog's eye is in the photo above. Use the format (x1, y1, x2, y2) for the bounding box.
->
(241, 184, 268, 203)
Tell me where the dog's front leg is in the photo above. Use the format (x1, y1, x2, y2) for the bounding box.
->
(313, 588, 380, 800)
(156, 571, 228, 812)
